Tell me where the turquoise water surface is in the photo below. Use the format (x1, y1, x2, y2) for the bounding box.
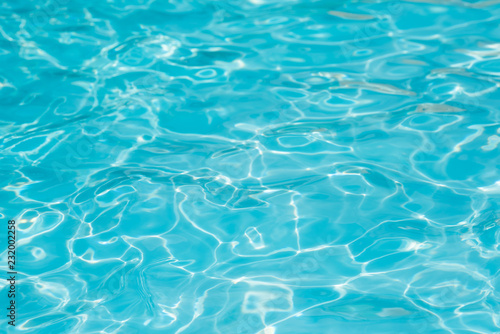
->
(1, 0, 500, 333)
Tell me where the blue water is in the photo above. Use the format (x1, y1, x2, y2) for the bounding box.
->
(1, 0, 500, 333)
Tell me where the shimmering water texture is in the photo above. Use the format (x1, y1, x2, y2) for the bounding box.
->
(1, 0, 500, 333)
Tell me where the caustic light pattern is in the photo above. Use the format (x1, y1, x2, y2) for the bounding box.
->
(1, 0, 500, 333)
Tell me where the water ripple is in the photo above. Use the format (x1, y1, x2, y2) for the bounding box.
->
(1, 0, 500, 333)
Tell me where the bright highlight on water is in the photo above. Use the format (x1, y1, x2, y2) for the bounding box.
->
(1, 0, 500, 333)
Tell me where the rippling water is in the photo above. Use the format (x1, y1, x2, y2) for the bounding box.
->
(1, 0, 500, 333)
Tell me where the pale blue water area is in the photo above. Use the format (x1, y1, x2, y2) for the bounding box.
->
(1, 0, 500, 333)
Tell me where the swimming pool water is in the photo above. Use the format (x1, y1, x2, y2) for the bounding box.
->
(1, 0, 500, 333)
